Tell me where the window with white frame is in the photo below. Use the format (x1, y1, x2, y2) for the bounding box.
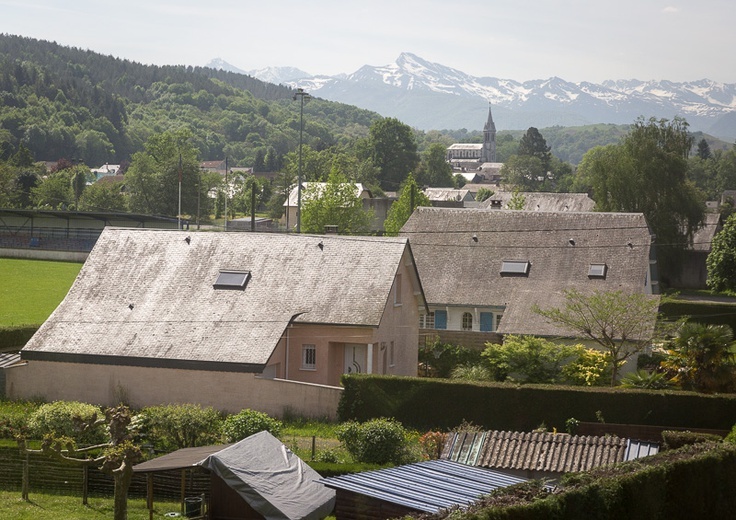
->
(301, 344, 316, 370)
(420, 312, 435, 329)
(462, 312, 473, 331)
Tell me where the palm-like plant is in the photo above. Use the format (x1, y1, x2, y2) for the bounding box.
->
(620, 369, 672, 390)
(662, 323, 736, 393)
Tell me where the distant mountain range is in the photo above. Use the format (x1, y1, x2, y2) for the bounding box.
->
(206, 53, 736, 139)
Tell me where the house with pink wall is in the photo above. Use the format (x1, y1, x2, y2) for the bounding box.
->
(8, 229, 426, 417)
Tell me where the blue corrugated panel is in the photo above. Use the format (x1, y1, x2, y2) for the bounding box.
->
(320, 459, 529, 513)
(625, 439, 660, 461)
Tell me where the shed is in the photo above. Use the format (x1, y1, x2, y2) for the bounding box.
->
(134, 432, 334, 520)
(319, 459, 531, 520)
(0, 352, 21, 398)
(198, 431, 335, 520)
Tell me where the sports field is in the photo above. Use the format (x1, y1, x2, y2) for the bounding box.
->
(0, 258, 83, 327)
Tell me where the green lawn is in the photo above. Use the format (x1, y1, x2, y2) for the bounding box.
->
(0, 490, 180, 520)
(0, 258, 82, 327)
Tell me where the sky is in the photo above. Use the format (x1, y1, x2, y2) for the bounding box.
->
(1, 0, 734, 84)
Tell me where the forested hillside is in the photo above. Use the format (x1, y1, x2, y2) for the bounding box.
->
(0, 33, 379, 166)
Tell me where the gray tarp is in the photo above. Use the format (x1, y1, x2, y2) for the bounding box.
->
(198, 431, 335, 520)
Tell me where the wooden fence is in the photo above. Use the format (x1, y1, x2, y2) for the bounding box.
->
(0, 446, 209, 500)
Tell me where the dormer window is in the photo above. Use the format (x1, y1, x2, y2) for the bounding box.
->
(214, 270, 251, 289)
(588, 264, 608, 279)
(501, 260, 531, 276)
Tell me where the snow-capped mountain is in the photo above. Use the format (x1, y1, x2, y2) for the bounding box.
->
(205, 58, 249, 75)
(218, 53, 736, 138)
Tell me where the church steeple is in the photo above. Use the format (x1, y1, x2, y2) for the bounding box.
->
(482, 103, 496, 163)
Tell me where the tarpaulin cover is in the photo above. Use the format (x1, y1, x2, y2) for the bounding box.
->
(198, 431, 335, 520)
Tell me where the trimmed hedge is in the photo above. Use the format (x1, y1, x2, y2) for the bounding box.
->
(661, 300, 736, 331)
(338, 375, 736, 431)
(433, 443, 736, 520)
(0, 325, 38, 350)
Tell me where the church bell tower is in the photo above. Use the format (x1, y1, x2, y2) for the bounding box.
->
(482, 103, 497, 163)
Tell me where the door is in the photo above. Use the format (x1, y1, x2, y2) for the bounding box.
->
(344, 344, 367, 375)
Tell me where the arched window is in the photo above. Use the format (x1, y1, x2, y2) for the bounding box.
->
(462, 312, 473, 331)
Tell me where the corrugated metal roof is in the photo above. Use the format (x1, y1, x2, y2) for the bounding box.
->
(625, 439, 660, 461)
(320, 459, 529, 514)
(0, 353, 21, 368)
(443, 431, 659, 474)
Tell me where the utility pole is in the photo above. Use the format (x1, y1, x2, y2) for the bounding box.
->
(251, 181, 256, 232)
(293, 88, 310, 233)
(224, 156, 228, 231)
(178, 154, 182, 230)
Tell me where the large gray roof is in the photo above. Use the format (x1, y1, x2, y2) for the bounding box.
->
(400, 207, 656, 337)
(22, 229, 414, 370)
(480, 191, 596, 212)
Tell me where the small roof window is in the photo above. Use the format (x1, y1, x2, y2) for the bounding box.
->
(214, 270, 251, 289)
(588, 263, 607, 279)
(500, 260, 530, 276)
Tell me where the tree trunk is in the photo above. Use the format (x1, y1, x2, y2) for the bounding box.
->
(113, 463, 133, 520)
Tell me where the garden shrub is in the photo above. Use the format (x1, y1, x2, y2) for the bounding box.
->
(482, 335, 581, 383)
(27, 401, 107, 445)
(221, 408, 282, 442)
(662, 430, 724, 450)
(419, 340, 483, 378)
(138, 403, 222, 452)
(725, 424, 736, 444)
(336, 418, 415, 465)
(0, 399, 40, 439)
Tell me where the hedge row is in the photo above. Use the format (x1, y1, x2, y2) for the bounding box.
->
(426, 442, 736, 520)
(660, 300, 736, 331)
(0, 325, 38, 350)
(338, 375, 736, 431)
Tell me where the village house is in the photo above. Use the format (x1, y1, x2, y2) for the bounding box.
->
(480, 190, 596, 212)
(282, 182, 392, 232)
(400, 207, 658, 349)
(7, 229, 426, 418)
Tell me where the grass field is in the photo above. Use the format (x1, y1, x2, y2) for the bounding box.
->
(0, 258, 83, 327)
(0, 490, 180, 520)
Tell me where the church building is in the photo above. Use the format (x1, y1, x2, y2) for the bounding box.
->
(446, 104, 497, 163)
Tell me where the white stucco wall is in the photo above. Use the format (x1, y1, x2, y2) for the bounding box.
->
(5, 361, 342, 419)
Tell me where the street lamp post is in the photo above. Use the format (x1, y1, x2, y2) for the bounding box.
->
(293, 88, 310, 233)
(178, 154, 182, 230)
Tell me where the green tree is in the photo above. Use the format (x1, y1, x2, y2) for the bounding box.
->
(534, 289, 664, 385)
(79, 180, 127, 211)
(697, 138, 711, 160)
(300, 170, 373, 234)
(707, 213, 736, 293)
(417, 142, 453, 187)
(31, 171, 74, 209)
(19, 405, 142, 520)
(475, 187, 495, 202)
(125, 128, 200, 217)
(518, 127, 551, 172)
(577, 117, 705, 279)
(500, 155, 545, 191)
(507, 187, 527, 210)
(364, 117, 419, 191)
(662, 322, 736, 393)
(383, 173, 430, 236)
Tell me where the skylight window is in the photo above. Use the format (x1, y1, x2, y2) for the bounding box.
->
(588, 263, 608, 279)
(500, 260, 531, 276)
(214, 270, 251, 289)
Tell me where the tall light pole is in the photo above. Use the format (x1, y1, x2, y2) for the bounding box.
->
(178, 154, 182, 230)
(293, 88, 309, 233)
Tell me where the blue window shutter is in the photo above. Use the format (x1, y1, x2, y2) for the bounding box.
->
(434, 310, 447, 330)
(480, 312, 493, 332)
